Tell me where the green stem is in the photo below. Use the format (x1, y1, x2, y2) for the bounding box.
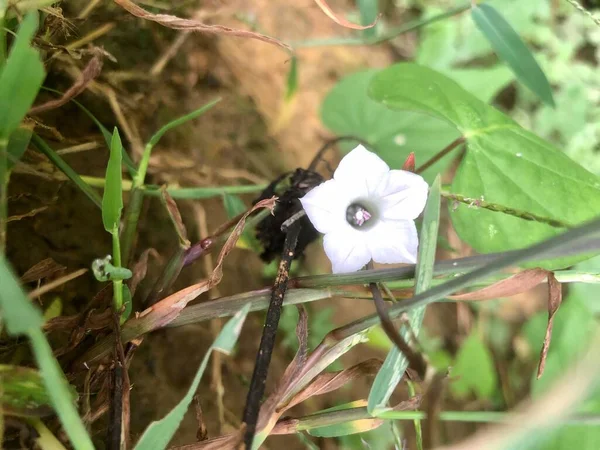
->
(281, 407, 600, 433)
(82, 175, 267, 199)
(120, 188, 143, 265)
(291, 4, 470, 48)
(0, 138, 7, 254)
(442, 191, 572, 229)
(111, 230, 123, 313)
(0, 13, 6, 66)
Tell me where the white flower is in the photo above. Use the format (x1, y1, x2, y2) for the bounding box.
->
(299, 145, 429, 273)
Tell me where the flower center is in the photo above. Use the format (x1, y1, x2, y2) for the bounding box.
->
(346, 203, 373, 228)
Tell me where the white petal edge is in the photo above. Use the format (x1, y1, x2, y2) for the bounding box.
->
(334, 145, 390, 199)
(367, 219, 418, 265)
(300, 179, 349, 234)
(374, 169, 429, 221)
(323, 227, 371, 273)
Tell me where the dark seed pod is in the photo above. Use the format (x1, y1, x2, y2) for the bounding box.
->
(254, 168, 324, 262)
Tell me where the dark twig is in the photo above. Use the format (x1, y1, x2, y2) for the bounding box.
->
(415, 136, 465, 174)
(308, 136, 369, 172)
(108, 311, 131, 450)
(242, 220, 301, 448)
(367, 262, 427, 378)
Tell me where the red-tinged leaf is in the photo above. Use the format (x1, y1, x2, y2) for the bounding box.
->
(314, 0, 379, 29)
(402, 152, 416, 172)
(160, 188, 189, 246)
(128, 248, 160, 297)
(449, 268, 548, 301)
(29, 55, 103, 115)
(286, 358, 382, 410)
(537, 273, 562, 378)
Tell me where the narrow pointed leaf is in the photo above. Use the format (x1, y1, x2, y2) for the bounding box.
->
(368, 176, 441, 413)
(0, 13, 45, 139)
(472, 3, 554, 107)
(102, 128, 124, 232)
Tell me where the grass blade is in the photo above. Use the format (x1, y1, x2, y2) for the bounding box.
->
(133, 304, 250, 450)
(102, 127, 123, 232)
(472, 3, 554, 106)
(0, 256, 94, 450)
(368, 176, 441, 412)
(144, 98, 221, 155)
(31, 134, 102, 209)
(0, 12, 45, 139)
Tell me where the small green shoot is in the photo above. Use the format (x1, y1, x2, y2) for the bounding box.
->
(102, 127, 129, 320)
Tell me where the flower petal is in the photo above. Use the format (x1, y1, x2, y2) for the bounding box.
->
(323, 227, 371, 273)
(374, 170, 429, 221)
(300, 179, 348, 234)
(334, 145, 390, 199)
(367, 219, 418, 265)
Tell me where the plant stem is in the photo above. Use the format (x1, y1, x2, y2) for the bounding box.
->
(273, 408, 600, 434)
(112, 230, 123, 313)
(442, 191, 572, 228)
(0, 138, 7, 254)
(368, 262, 426, 377)
(242, 221, 301, 449)
(291, 4, 470, 48)
(415, 136, 465, 174)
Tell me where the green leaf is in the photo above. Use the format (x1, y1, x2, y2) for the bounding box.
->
(0, 255, 44, 334)
(146, 98, 221, 150)
(321, 70, 460, 182)
(368, 176, 441, 413)
(222, 193, 247, 219)
(306, 401, 382, 438)
(0, 13, 45, 139)
(450, 330, 498, 400)
(133, 304, 250, 450)
(31, 134, 103, 209)
(471, 3, 554, 107)
(0, 256, 94, 450)
(369, 63, 600, 269)
(7, 126, 33, 170)
(102, 128, 124, 232)
(285, 56, 298, 102)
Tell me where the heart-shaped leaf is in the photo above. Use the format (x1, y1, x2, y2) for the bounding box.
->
(369, 63, 600, 269)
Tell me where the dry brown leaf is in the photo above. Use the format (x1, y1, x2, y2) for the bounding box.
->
(29, 55, 103, 114)
(128, 248, 159, 297)
(21, 258, 66, 283)
(160, 188, 189, 246)
(286, 358, 381, 409)
(7, 206, 49, 223)
(449, 268, 548, 301)
(114, 0, 292, 53)
(313, 0, 379, 29)
(128, 198, 276, 331)
(28, 268, 88, 298)
(537, 272, 562, 379)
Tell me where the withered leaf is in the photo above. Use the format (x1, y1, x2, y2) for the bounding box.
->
(313, 0, 379, 29)
(537, 272, 562, 378)
(449, 268, 548, 301)
(114, 0, 292, 53)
